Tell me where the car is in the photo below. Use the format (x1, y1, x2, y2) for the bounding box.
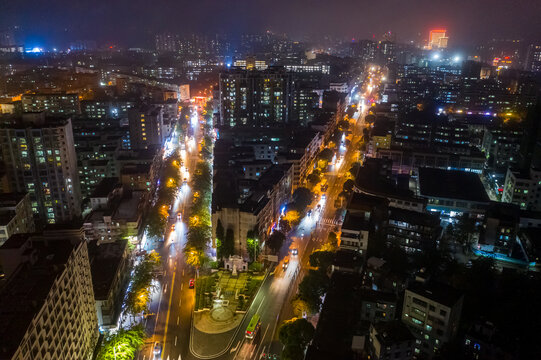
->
(183, 178, 188, 185)
(189, 279, 195, 288)
(171, 224, 175, 231)
(282, 256, 289, 270)
(177, 212, 182, 221)
(153, 342, 162, 358)
(307, 210, 312, 217)
(290, 247, 298, 256)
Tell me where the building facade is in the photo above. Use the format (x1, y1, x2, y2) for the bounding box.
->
(0, 237, 98, 360)
(128, 105, 164, 150)
(402, 281, 463, 358)
(0, 115, 82, 224)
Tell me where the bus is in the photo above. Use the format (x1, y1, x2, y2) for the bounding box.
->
(245, 314, 261, 339)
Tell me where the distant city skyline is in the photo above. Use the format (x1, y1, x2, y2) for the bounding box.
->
(2, 0, 541, 49)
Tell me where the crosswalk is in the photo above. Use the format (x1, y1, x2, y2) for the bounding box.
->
(318, 217, 343, 226)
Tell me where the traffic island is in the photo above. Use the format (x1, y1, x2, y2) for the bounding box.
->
(190, 267, 266, 357)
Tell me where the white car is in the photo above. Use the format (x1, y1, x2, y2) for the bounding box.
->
(153, 342, 162, 358)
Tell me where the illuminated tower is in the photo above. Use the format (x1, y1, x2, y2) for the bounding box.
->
(428, 29, 448, 49)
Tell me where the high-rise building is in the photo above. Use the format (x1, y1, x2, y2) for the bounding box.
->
(155, 33, 178, 52)
(219, 67, 293, 127)
(428, 29, 448, 49)
(525, 44, 541, 72)
(0, 235, 98, 360)
(21, 93, 81, 115)
(0, 113, 82, 224)
(128, 105, 164, 150)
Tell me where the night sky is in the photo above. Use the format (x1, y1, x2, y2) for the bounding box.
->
(2, 0, 541, 47)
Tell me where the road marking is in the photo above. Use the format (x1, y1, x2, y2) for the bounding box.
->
(163, 267, 177, 349)
(175, 336, 177, 346)
(177, 316, 179, 325)
(182, 269, 185, 276)
(230, 340, 240, 353)
(180, 283, 183, 290)
(178, 298, 181, 306)
(254, 325, 270, 358)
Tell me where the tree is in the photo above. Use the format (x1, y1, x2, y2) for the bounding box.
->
(349, 162, 361, 178)
(291, 187, 313, 212)
(246, 231, 260, 262)
(146, 209, 167, 239)
(306, 172, 321, 188)
(279, 219, 291, 233)
(267, 230, 286, 254)
(337, 119, 350, 131)
(328, 232, 338, 248)
(281, 345, 304, 360)
(291, 297, 310, 318)
(124, 252, 161, 318)
(309, 250, 335, 272)
(317, 148, 334, 162)
(223, 228, 235, 258)
(342, 179, 355, 193)
(185, 247, 204, 269)
(279, 317, 315, 349)
(215, 219, 224, 259)
(284, 210, 301, 226)
(298, 270, 329, 312)
(365, 114, 376, 125)
(97, 325, 146, 360)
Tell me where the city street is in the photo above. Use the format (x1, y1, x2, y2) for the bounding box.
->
(135, 71, 378, 360)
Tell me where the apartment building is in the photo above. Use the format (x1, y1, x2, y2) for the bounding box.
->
(0, 236, 98, 360)
(0, 114, 82, 224)
(402, 281, 463, 358)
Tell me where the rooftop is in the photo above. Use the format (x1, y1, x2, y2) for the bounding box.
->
(372, 320, 414, 345)
(418, 167, 490, 203)
(90, 177, 121, 198)
(388, 207, 440, 228)
(89, 240, 128, 300)
(407, 280, 463, 308)
(0, 192, 27, 209)
(342, 213, 371, 231)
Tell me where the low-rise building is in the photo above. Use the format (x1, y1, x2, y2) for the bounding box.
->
(377, 147, 485, 174)
(89, 240, 130, 330)
(386, 207, 441, 253)
(21, 92, 81, 115)
(84, 189, 145, 244)
(418, 167, 490, 218)
(368, 321, 415, 360)
(360, 289, 398, 323)
(340, 212, 370, 255)
(502, 167, 541, 211)
(120, 164, 152, 191)
(0, 192, 34, 247)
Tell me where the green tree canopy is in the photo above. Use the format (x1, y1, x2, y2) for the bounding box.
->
(309, 250, 335, 272)
(223, 228, 235, 258)
(298, 270, 329, 312)
(291, 187, 313, 212)
(317, 148, 334, 162)
(342, 179, 355, 193)
(97, 325, 146, 360)
(267, 230, 286, 254)
(279, 317, 315, 349)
